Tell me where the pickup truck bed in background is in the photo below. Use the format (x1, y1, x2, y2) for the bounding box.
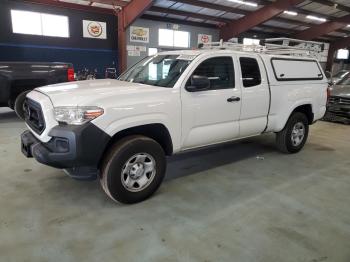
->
(0, 61, 74, 118)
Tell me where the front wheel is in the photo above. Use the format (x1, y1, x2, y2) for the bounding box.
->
(276, 112, 309, 154)
(100, 135, 166, 204)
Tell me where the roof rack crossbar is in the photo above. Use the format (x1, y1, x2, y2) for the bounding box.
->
(198, 38, 325, 59)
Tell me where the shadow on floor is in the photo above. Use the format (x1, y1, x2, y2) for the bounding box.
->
(165, 135, 276, 181)
(0, 109, 21, 123)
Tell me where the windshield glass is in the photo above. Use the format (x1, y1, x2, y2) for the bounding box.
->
(337, 73, 350, 85)
(118, 55, 192, 88)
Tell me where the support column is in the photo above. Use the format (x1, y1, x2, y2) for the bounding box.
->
(117, 0, 153, 73)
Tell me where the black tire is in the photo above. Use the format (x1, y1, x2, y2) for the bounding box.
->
(100, 135, 166, 204)
(14, 91, 30, 120)
(276, 112, 309, 154)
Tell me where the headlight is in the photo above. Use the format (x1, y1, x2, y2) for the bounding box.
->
(54, 106, 104, 125)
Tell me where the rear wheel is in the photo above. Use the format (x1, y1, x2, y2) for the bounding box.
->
(100, 135, 166, 204)
(276, 112, 309, 154)
(14, 91, 30, 120)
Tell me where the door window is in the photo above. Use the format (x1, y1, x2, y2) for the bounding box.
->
(187, 57, 235, 90)
(240, 57, 261, 88)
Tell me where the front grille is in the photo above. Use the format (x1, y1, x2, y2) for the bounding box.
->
(24, 98, 46, 134)
(328, 96, 350, 106)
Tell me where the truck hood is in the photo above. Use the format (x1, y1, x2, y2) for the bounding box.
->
(35, 79, 169, 106)
(330, 85, 350, 98)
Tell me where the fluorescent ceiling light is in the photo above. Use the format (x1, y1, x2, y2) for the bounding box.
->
(91, 2, 114, 9)
(306, 15, 326, 22)
(283, 11, 298, 16)
(227, 0, 258, 7)
(59, 0, 90, 5)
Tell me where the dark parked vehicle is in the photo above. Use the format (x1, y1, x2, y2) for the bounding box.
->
(0, 61, 74, 119)
(330, 70, 350, 85)
(327, 75, 350, 120)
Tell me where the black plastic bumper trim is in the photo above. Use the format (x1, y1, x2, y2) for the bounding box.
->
(21, 123, 111, 172)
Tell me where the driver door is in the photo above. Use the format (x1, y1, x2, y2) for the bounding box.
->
(181, 55, 241, 149)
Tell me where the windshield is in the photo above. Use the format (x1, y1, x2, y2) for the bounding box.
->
(118, 55, 192, 88)
(337, 73, 350, 85)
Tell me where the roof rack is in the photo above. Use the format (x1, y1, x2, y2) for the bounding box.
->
(198, 38, 325, 59)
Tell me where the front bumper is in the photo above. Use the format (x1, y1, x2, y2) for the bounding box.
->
(327, 104, 350, 118)
(21, 123, 110, 180)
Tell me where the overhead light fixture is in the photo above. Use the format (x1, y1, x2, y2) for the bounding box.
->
(306, 15, 327, 22)
(283, 11, 298, 16)
(227, 0, 258, 7)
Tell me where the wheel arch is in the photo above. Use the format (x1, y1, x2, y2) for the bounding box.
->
(274, 103, 314, 132)
(99, 123, 174, 168)
(291, 104, 314, 124)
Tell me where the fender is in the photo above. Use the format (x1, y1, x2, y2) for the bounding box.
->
(267, 99, 314, 133)
(92, 113, 181, 152)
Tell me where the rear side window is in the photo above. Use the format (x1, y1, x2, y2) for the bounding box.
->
(271, 58, 323, 81)
(239, 57, 261, 88)
(190, 57, 235, 90)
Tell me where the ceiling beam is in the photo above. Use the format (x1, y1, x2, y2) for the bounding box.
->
(175, 0, 308, 28)
(89, 0, 129, 7)
(22, 0, 115, 15)
(175, 0, 247, 16)
(149, 6, 229, 24)
(120, 0, 153, 29)
(220, 0, 305, 40)
(258, 0, 350, 37)
(295, 15, 350, 40)
(141, 13, 342, 43)
(148, 5, 341, 42)
(176, 0, 350, 38)
(312, 0, 350, 13)
(141, 14, 217, 29)
(149, 6, 298, 36)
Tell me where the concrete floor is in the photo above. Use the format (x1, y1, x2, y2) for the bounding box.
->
(0, 107, 350, 262)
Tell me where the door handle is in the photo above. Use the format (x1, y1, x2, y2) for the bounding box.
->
(227, 96, 240, 102)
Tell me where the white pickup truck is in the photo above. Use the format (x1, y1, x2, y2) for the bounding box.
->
(21, 41, 328, 204)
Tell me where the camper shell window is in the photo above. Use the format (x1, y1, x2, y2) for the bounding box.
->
(271, 58, 324, 81)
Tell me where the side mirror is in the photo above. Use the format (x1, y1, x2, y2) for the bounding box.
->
(186, 75, 210, 92)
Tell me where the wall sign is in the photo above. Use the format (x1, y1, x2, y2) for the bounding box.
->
(130, 26, 149, 43)
(128, 51, 141, 57)
(198, 34, 212, 45)
(83, 20, 107, 39)
(127, 45, 147, 52)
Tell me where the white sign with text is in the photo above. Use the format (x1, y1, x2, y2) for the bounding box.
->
(130, 26, 150, 43)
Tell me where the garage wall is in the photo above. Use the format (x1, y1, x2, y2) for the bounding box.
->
(126, 18, 220, 68)
(0, 0, 118, 78)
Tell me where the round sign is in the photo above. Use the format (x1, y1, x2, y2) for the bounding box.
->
(201, 35, 210, 43)
(87, 21, 103, 37)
